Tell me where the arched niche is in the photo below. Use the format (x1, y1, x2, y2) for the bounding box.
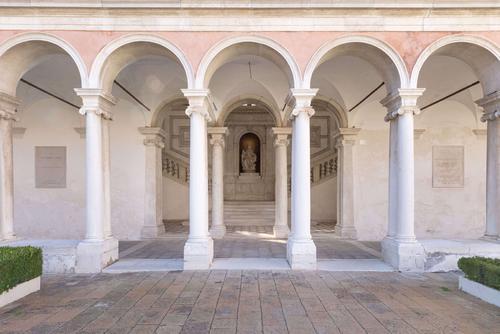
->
(239, 132, 261, 175)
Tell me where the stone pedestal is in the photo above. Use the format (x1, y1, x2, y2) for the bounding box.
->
(76, 238, 119, 273)
(381, 237, 425, 272)
(182, 89, 213, 269)
(287, 89, 317, 270)
(139, 127, 166, 238)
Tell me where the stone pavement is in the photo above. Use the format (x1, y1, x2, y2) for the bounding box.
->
(120, 239, 379, 260)
(1, 271, 499, 334)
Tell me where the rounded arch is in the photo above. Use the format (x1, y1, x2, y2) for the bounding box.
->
(195, 35, 301, 89)
(0, 32, 88, 95)
(312, 96, 349, 129)
(89, 34, 194, 92)
(303, 35, 409, 91)
(411, 35, 500, 91)
(218, 94, 281, 127)
(150, 94, 187, 128)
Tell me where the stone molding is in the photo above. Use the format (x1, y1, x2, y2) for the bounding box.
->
(139, 127, 166, 148)
(414, 129, 426, 140)
(382, 88, 425, 122)
(12, 127, 26, 138)
(1, 7, 499, 32)
(0, 91, 20, 121)
(477, 92, 500, 122)
(272, 127, 291, 147)
(74, 127, 86, 138)
(208, 127, 228, 148)
(74, 89, 116, 120)
(182, 89, 212, 121)
(336, 127, 361, 147)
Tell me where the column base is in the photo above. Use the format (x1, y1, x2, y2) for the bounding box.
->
(76, 237, 119, 273)
(382, 237, 425, 272)
(287, 238, 316, 270)
(481, 234, 499, 241)
(141, 224, 165, 239)
(184, 237, 214, 270)
(210, 225, 226, 239)
(335, 224, 357, 239)
(274, 225, 290, 239)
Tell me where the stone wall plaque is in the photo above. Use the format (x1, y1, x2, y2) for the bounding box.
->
(35, 146, 67, 188)
(432, 146, 464, 188)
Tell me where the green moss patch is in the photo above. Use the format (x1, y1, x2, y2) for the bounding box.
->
(0, 246, 42, 294)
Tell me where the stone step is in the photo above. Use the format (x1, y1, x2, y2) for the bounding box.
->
(224, 201, 275, 226)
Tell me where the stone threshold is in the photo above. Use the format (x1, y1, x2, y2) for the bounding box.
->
(103, 257, 393, 272)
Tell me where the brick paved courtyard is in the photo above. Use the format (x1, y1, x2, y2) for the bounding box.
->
(1, 271, 499, 334)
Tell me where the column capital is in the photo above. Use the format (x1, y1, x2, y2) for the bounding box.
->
(182, 89, 213, 122)
(138, 127, 166, 148)
(336, 127, 361, 147)
(476, 91, 500, 122)
(75, 88, 116, 120)
(208, 127, 228, 147)
(381, 88, 425, 122)
(272, 127, 292, 147)
(0, 91, 20, 121)
(291, 88, 318, 106)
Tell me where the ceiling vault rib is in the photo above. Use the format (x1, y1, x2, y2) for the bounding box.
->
(348, 82, 385, 112)
(421, 81, 480, 111)
(114, 79, 151, 112)
(19, 78, 81, 110)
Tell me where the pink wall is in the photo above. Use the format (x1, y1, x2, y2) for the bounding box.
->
(0, 30, 499, 82)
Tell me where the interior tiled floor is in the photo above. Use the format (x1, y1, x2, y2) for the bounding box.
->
(1, 271, 498, 334)
(119, 237, 379, 260)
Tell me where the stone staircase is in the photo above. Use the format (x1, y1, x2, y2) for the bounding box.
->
(224, 201, 275, 226)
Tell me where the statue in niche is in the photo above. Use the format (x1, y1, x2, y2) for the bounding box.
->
(241, 144, 257, 172)
(239, 132, 260, 175)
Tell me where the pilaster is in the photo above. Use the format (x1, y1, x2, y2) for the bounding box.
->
(0, 92, 19, 241)
(139, 127, 167, 238)
(335, 127, 360, 239)
(477, 92, 500, 240)
(272, 127, 292, 239)
(208, 127, 228, 239)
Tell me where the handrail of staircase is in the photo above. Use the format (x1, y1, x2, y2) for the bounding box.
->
(162, 151, 190, 184)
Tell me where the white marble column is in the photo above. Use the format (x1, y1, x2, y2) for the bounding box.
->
(74, 89, 119, 273)
(272, 127, 291, 238)
(139, 127, 166, 238)
(208, 127, 228, 239)
(0, 92, 19, 241)
(182, 89, 213, 269)
(287, 89, 317, 270)
(477, 92, 500, 240)
(381, 88, 425, 272)
(335, 127, 360, 239)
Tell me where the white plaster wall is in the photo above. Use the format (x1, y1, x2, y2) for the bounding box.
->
(311, 177, 337, 222)
(108, 96, 146, 240)
(163, 177, 189, 221)
(14, 57, 86, 239)
(414, 100, 486, 239)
